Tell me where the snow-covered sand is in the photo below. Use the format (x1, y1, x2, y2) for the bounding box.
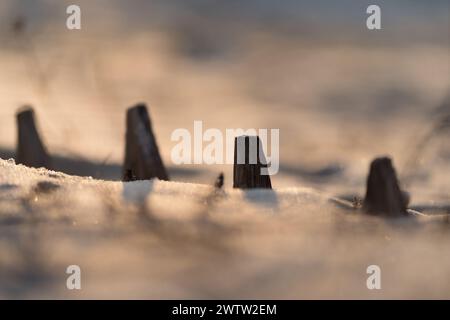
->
(0, 159, 449, 299)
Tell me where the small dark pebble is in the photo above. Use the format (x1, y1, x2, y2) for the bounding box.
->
(214, 173, 224, 190)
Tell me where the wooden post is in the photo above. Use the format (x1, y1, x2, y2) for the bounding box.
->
(363, 157, 408, 216)
(233, 135, 272, 189)
(122, 103, 169, 181)
(16, 107, 52, 169)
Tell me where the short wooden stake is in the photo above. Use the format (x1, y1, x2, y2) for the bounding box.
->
(233, 135, 272, 189)
(363, 157, 408, 216)
(122, 103, 169, 181)
(16, 107, 52, 169)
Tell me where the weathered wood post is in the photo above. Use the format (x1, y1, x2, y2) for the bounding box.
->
(16, 107, 52, 169)
(233, 135, 272, 189)
(363, 157, 408, 216)
(122, 103, 169, 181)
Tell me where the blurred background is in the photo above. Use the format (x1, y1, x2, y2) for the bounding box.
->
(0, 0, 448, 202)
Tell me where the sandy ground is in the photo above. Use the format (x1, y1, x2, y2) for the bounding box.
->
(0, 159, 449, 299)
(0, 1, 449, 299)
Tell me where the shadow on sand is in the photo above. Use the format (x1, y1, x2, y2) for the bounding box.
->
(0, 147, 202, 181)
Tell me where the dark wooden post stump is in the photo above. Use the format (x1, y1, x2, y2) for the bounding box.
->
(122, 103, 169, 181)
(363, 157, 408, 216)
(16, 107, 52, 169)
(233, 135, 272, 189)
